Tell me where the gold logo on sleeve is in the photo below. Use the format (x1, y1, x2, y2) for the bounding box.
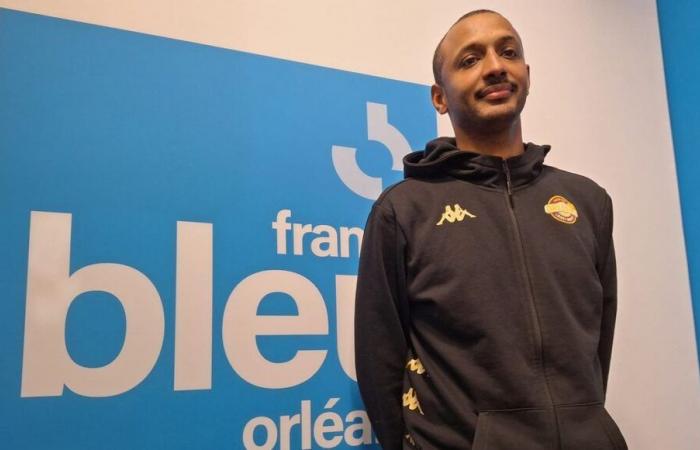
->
(402, 388, 424, 414)
(544, 195, 578, 224)
(406, 358, 426, 374)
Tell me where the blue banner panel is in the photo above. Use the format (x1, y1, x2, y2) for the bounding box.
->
(657, 0, 700, 365)
(0, 9, 436, 449)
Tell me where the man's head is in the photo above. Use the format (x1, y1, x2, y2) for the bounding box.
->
(431, 10, 530, 134)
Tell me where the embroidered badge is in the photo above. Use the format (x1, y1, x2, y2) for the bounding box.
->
(436, 204, 476, 225)
(544, 195, 578, 224)
(402, 388, 424, 414)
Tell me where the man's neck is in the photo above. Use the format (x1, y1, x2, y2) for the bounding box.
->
(454, 118, 524, 159)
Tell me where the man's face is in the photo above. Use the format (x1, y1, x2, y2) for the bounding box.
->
(432, 13, 530, 132)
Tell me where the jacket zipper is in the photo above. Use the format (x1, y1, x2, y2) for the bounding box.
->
(501, 160, 562, 449)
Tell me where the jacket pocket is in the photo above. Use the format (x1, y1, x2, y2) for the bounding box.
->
(472, 408, 556, 450)
(557, 403, 628, 450)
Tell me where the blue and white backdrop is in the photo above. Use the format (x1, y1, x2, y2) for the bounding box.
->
(0, 1, 698, 449)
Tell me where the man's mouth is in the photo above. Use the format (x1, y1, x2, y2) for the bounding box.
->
(477, 83, 515, 100)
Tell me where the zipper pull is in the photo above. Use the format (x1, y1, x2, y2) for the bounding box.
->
(502, 160, 514, 208)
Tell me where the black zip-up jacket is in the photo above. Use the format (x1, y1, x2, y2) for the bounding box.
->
(354, 138, 627, 450)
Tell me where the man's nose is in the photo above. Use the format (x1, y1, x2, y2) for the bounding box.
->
(482, 49, 506, 79)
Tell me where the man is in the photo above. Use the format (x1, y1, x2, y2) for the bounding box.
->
(354, 10, 627, 450)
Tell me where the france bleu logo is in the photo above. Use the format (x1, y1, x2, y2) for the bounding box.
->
(0, 8, 436, 449)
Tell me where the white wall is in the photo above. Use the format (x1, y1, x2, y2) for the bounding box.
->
(1, 1, 698, 448)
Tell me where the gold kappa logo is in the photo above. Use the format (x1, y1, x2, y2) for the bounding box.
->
(402, 388, 424, 414)
(406, 358, 426, 374)
(544, 195, 578, 224)
(405, 434, 417, 447)
(436, 204, 476, 225)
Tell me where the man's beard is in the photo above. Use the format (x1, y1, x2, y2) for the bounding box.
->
(456, 90, 528, 135)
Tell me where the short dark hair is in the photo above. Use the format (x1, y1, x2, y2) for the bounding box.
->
(432, 9, 502, 85)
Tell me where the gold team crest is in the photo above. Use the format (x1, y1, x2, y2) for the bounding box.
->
(544, 195, 578, 224)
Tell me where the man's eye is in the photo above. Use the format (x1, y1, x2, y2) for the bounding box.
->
(502, 48, 518, 58)
(460, 56, 479, 67)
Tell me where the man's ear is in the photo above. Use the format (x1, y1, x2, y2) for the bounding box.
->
(526, 64, 531, 95)
(431, 84, 448, 114)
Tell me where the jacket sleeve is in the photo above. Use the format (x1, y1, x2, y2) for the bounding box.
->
(596, 192, 617, 396)
(355, 203, 409, 450)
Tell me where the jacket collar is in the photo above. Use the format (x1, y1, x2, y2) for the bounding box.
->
(403, 137, 550, 189)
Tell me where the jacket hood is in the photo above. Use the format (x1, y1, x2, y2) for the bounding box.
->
(404, 137, 551, 189)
